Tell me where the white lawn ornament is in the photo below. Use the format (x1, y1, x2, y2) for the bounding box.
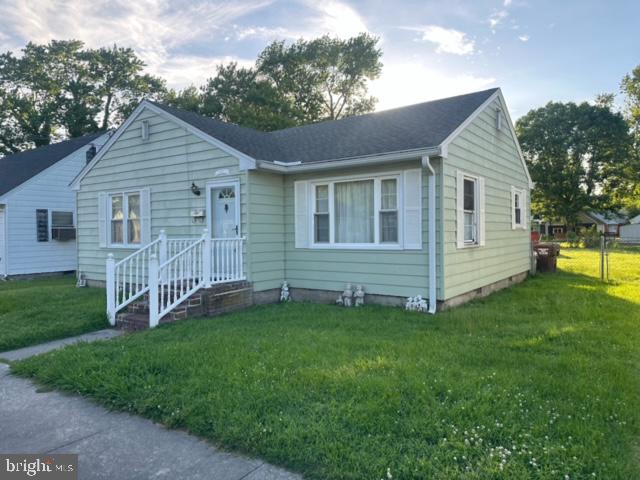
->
(342, 283, 354, 307)
(405, 295, 429, 312)
(280, 281, 290, 302)
(354, 285, 365, 307)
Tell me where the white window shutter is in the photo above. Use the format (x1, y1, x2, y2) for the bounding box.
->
(140, 188, 151, 245)
(511, 187, 517, 230)
(98, 192, 107, 248)
(403, 169, 422, 249)
(479, 177, 486, 246)
(522, 190, 528, 229)
(294, 180, 309, 248)
(456, 171, 464, 248)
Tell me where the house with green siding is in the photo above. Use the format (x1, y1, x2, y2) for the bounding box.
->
(71, 88, 533, 328)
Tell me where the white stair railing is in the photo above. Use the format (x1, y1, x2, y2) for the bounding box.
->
(149, 230, 209, 327)
(107, 229, 246, 328)
(106, 230, 167, 325)
(211, 237, 246, 284)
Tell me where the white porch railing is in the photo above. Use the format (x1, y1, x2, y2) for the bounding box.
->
(106, 229, 246, 327)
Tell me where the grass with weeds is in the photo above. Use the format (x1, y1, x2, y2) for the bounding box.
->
(0, 276, 107, 352)
(12, 250, 640, 479)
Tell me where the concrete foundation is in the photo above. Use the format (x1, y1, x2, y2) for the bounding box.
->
(438, 271, 529, 310)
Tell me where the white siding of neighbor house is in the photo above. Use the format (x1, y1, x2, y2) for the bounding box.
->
(0, 134, 108, 275)
(76, 108, 247, 283)
(442, 96, 531, 299)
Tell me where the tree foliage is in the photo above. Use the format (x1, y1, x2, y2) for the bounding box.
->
(167, 33, 382, 131)
(0, 40, 166, 154)
(619, 65, 640, 215)
(516, 101, 632, 226)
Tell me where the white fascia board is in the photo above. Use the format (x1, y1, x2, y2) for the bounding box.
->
(439, 88, 533, 189)
(257, 147, 441, 173)
(70, 100, 258, 190)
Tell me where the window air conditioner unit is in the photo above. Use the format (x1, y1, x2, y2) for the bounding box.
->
(51, 227, 76, 241)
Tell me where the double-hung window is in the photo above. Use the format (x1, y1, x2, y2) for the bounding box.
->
(463, 178, 477, 244)
(314, 185, 330, 243)
(456, 170, 485, 248)
(511, 186, 526, 229)
(311, 175, 401, 247)
(109, 192, 141, 246)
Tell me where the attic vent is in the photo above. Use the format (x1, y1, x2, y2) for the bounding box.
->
(141, 120, 150, 141)
(496, 108, 504, 130)
(85, 144, 96, 164)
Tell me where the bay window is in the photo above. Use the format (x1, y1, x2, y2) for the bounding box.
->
(311, 175, 400, 247)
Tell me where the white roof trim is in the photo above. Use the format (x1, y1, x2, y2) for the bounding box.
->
(257, 147, 441, 173)
(70, 100, 257, 190)
(439, 88, 533, 189)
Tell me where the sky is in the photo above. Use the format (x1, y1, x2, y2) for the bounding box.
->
(0, 0, 639, 118)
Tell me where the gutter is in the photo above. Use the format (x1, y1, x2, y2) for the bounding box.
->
(422, 155, 437, 314)
(257, 147, 441, 173)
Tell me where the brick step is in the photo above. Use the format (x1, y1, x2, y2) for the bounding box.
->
(118, 280, 253, 332)
(116, 312, 150, 331)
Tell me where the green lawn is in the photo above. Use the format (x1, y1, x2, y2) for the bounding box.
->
(0, 276, 107, 352)
(11, 250, 640, 479)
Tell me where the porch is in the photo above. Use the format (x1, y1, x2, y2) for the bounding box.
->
(106, 229, 247, 329)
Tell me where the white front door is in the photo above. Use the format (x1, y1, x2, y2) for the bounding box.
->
(209, 183, 239, 238)
(0, 207, 5, 276)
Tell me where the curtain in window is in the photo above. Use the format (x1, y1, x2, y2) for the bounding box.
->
(111, 195, 124, 244)
(128, 193, 141, 244)
(334, 180, 374, 243)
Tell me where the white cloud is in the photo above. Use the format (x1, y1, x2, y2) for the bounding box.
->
(412, 26, 475, 55)
(301, 0, 369, 38)
(370, 61, 495, 111)
(489, 10, 509, 31)
(0, 0, 271, 87)
(518, 35, 529, 42)
(503, 0, 513, 6)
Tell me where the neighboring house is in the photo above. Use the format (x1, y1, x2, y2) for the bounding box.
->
(71, 87, 532, 326)
(629, 214, 640, 224)
(0, 133, 109, 277)
(578, 211, 627, 236)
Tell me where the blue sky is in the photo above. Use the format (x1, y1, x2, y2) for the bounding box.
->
(0, 0, 638, 117)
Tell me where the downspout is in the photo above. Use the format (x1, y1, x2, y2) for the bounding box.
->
(422, 155, 437, 314)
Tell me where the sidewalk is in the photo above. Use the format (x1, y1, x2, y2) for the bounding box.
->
(0, 334, 301, 479)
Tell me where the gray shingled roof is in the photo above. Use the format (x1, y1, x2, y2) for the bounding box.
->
(0, 133, 104, 197)
(151, 88, 498, 163)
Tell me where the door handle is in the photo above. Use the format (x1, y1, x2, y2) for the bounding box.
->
(234, 225, 239, 235)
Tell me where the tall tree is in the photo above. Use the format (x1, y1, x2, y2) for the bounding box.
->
(0, 40, 86, 149)
(619, 65, 640, 215)
(0, 40, 165, 154)
(87, 45, 166, 129)
(167, 33, 382, 131)
(516, 101, 632, 227)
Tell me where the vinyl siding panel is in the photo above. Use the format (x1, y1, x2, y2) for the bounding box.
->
(77, 109, 247, 282)
(1, 134, 108, 275)
(283, 160, 440, 299)
(442, 97, 531, 299)
(247, 170, 285, 291)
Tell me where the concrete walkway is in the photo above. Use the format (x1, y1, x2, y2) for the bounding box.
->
(0, 329, 124, 362)
(0, 337, 301, 479)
